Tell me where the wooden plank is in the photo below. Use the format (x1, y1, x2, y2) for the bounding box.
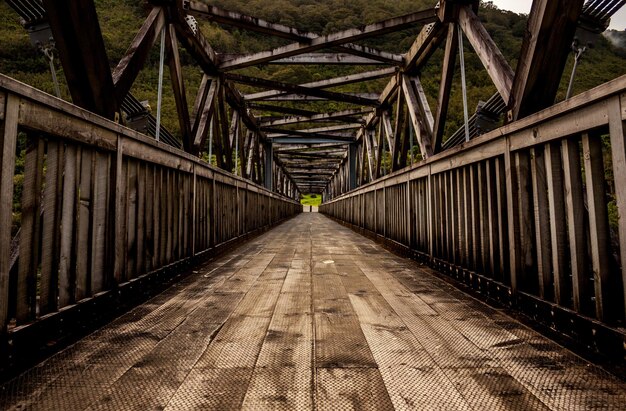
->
(90, 151, 109, 293)
(16, 137, 44, 322)
(469, 164, 480, 270)
(562, 138, 588, 313)
(530, 147, 552, 300)
(114, 138, 125, 283)
(165, 170, 173, 264)
(544, 143, 569, 305)
(607, 97, 626, 320)
(40, 139, 63, 313)
(59, 144, 78, 307)
(478, 162, 490, 272)
(458, 6, 514, 103)
(447, 172, 456, 262)
(494, 157, 508, 274)
(504, 141, 519, 292)
(0, 93, 5, 120)
(464, 166, 474, 267)
(182, 172, 190, 257)
(515, 151, 535, 292)
(136, 163, 146, 275)
(581, 133, 612, 320)
(485, 159, 499, 275)
(75, 148, 93, 300)
(457, 168, 466, 265)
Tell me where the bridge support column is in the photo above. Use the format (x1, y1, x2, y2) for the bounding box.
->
(349, 142, 357, 191)
(264, 141, 273, 191)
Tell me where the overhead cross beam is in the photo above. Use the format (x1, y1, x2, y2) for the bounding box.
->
(226, 74, 380, 107)
(244, 67, 397, 101)
(219, 53, 385, 65)
(261, 108, 371, 127)
(186, 1, 404, 65)
(219, 9, 437, 70)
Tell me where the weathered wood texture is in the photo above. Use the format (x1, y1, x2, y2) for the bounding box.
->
(0, 75, 300, 335)
(321, 75, 626, 351)
(2, 214, 626, 410)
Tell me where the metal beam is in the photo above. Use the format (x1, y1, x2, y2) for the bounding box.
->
(508, 0, 585, 121)
(219, 9, 437, 70)
(272, 138, 354, 145)
(261, 108, 371, 127)
(244, 67, 397, 101)
(227, 74, 379, 107)
(267, 124, 362, 138)
(433, 23, 458, 153)
(218, 53, 385, 65)
(42, 0, 118, 118)
(458, 6, 514, 103)
(112, 7, 165, 104)
(186, 1, 403, 64)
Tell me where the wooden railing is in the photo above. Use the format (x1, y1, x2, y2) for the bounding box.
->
(0, 74, 300, 342)
(321, 75, 626, 358)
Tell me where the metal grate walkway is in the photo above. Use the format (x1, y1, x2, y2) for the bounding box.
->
(1, 213, 625, 410)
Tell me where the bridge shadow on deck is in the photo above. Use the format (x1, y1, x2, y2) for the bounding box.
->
(1, 213, 625, 410)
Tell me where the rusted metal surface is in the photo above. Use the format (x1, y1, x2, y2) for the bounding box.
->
(1, 213, 625, 410)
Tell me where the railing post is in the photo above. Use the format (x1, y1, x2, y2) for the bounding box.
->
(0, 93, 19, 334)
(349, 142, 357, 191)
(211, 177, 216, 247)
(427, 165, 433, 260)
(504, 136, 519, 294)
(608, 95, 626, 320)
(113, 136, 125, 284)
(406, 176, 411, 247)
(192, 165, 197, 256)
(264, 141, 273, 191)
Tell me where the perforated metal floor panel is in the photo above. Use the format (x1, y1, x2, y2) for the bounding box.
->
(1, 213, 626, 410)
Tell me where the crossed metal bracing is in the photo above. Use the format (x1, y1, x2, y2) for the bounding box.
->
(4, 0, 625, 197)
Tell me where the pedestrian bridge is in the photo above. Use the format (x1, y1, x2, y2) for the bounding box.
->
(2, 0, 626, 409)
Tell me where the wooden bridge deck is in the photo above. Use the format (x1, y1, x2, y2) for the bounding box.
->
(1, 213, 625, 410)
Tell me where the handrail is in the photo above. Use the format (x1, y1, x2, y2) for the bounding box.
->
(0, 73, 300, 346)
(321, 73, 626, 360)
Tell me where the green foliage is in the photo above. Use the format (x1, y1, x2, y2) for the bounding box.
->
(301, 194, 322, 206)
(1, 0, 625, 145)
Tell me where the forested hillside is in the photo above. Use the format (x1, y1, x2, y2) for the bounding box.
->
(1, 0, 625, 141)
